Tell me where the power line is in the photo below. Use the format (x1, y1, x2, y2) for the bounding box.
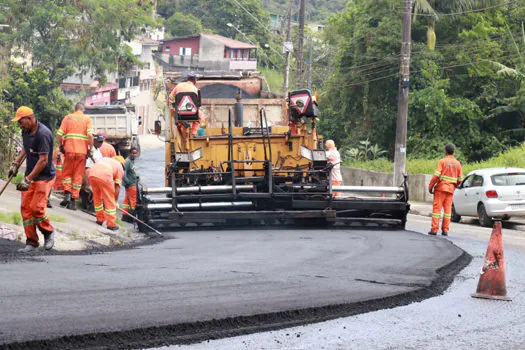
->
(413, 3, 515, 17)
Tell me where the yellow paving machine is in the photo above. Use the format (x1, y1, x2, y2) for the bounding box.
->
(136, 71, 409, 231)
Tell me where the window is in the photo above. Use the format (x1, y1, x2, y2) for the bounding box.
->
(179, 47, 192, 56)
(471, 175, 484, 187)
(165, 45, 170, 52)
(491, 173, 525, 186)
(459, 175, 473, 189)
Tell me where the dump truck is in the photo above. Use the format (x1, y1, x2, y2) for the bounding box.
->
(84, 104, 141, 158)
(135, 71, 409, 231)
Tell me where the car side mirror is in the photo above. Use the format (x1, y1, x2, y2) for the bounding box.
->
(154, 120, 162, 135)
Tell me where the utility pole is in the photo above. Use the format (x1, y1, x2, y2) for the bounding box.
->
(393, 0, 412, 187)
(282, 1, 292, 94)
(307, 35, 313, 90)
(296, 0, 306, 89)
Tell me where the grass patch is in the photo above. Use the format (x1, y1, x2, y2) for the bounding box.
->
(0, 211, 22, 225)
(11, 174, 24, 185)
(259, 67, 284, 94)
(48, 214, 67, 223)
(345, 144, 525, 175)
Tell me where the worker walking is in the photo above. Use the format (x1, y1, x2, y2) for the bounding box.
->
(57, 102, 94, 210)
(325, 140, 343, 197)
(96, 131, 117, 158)
(121, 147, 139, 222)
(87, 156, 125, 231)
(428, 143, 463, 236)
(9, 107, 56, 253)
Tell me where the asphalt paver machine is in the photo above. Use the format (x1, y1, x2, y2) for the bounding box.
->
(136, 72, 409, 231)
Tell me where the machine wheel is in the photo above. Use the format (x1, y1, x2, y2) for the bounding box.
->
(451, 204, 461, 223)
(477, 203, 492, 228)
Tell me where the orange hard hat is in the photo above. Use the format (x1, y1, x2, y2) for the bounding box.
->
(11, 106, 34, 122)
(113, 155, 125, 165)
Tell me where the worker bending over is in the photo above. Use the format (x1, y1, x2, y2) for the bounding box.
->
(87, 156, 125, 231)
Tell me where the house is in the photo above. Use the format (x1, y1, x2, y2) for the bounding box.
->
(158, 33, 258, 72)
(61, 34, 162, 135)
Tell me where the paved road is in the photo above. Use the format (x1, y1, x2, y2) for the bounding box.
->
(166, 214, 525, 350)
(0, 225, 462, 348)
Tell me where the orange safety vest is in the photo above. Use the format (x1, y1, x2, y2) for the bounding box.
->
(87, 158, 123, 185)
(429, 155, 463, 193)
(168, 81, 198, 107)
(57, 111, 94, 154)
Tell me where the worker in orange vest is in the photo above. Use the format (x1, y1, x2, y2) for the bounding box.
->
(96, 131, 117, 158)
(428, 143, 463, 236)
(52, 147, 64, 191)
(9, 106, 56, 253)
(87, 156, 124, 231)
(57, 102, 94, 210)
(168, 71, 203, 136)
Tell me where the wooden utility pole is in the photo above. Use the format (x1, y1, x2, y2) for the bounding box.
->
(307, 35, 313, 90)
(296, 0, 306, 89)
(282, 1, 292, 94)
(393, 0, 412, 187)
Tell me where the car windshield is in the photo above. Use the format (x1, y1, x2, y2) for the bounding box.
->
(490, 172, 525, 186)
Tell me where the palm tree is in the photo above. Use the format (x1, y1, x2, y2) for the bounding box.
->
(413, 0, 506, 50)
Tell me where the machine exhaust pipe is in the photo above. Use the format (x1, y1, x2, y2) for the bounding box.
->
(235, 88, 243, 127)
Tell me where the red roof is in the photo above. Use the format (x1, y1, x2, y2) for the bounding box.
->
(201, 34, 257, 49)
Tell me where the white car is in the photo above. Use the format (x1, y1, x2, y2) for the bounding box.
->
(452, 167, 525, 227)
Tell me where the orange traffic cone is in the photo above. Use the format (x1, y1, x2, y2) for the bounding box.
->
(471, 221, 511, 301)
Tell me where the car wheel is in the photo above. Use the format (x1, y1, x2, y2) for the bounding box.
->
(477, 203, 493, 228)
(451, 204, 461, 223)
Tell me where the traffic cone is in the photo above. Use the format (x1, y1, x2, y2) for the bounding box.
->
(471, 220, 511, 301)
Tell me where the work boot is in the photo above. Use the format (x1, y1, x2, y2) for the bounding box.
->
(18, 245, 38, 253)
(441, 231, 449, 236)
(107, 225, 119, 231)
(60, 191, 71, 207)
(96, 221, 104, 226)
(67, 200, 77, 211)
(428, 231, 437, 236)
(43, 232, 55, 250)
(121, 214, 133, 223)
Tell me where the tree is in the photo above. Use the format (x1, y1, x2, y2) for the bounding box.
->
(3, 0, 155, 83)
(413, 0, 507, 50)
(165, 12, 203, 37)
(6, 62, 72, 131)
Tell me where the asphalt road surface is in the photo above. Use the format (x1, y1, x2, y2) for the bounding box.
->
(0, 223, 466, 349)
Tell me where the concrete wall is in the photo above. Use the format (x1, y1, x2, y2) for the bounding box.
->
(341, 167, 434, 202)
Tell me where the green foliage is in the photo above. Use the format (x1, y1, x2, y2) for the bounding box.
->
(6, 63, 72, 130)
(258, 67, 284, 93)
(3, 0, 155, 83)
(346, 144, 525, 176)
(319, 0, 524, 163)
(165, 12, 203, 37)
(343, 139, 387, 161)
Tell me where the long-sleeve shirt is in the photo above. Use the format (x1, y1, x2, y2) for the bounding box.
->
(326, 148, 342, 182)
(122, 158, 138, 187)
(428, 155, 463, 193)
